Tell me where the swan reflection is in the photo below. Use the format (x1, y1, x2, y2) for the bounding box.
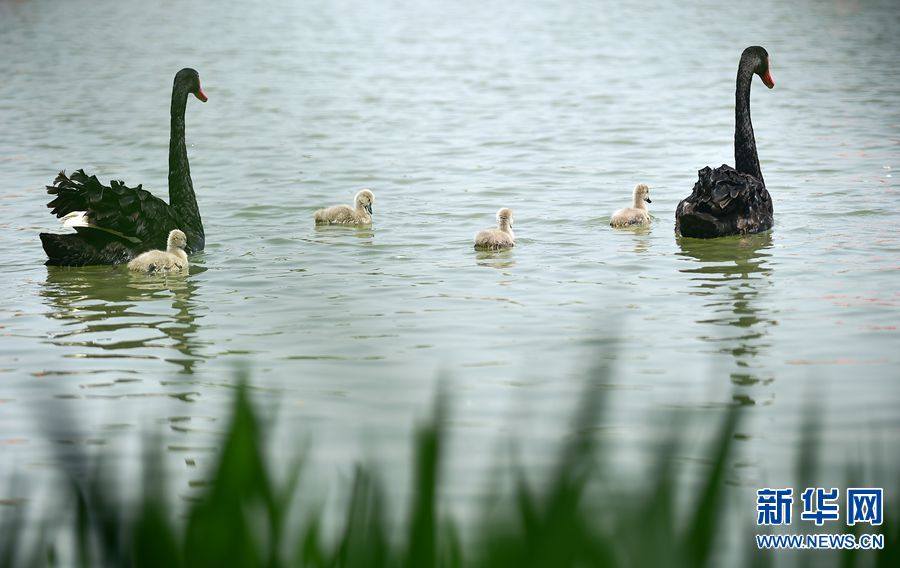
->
(676, 232, 775, 404)
(475, 248, 516, 270)
(612, 223, 653, 255)
(40, 264, 206, 375)
(312, 223, 375, 244)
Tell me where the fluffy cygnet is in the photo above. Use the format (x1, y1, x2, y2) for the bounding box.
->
(127, 229, 189, 273)
(474, 208, 515, 249)
(610, 183, 652, 227)
(314, 189, 375, 225)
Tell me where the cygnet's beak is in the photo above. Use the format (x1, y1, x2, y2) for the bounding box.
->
(644, 197, 652, 203)
(365, 204, 373, 214)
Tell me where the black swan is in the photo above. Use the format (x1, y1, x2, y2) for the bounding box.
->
(675, 46, 775, 238)
(40, 68, 207, 265)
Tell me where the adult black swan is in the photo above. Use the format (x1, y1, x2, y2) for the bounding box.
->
(675, 46, 775, 238)
(40, 68, 208, 265)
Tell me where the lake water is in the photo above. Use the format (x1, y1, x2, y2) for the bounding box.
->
(1, 0, 899, 540)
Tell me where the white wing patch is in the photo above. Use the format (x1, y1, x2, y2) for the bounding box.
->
(61, 210, 141, 243)
(62, 211, 91, 228)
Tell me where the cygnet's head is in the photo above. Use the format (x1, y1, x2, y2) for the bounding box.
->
(496, 207, 514, 227)
(168, 229, 187, 249)
(355, 189, 375, 214)
(634, 183, 651, 204)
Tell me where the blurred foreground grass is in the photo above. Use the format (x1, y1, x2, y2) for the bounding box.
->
(1, 372, 896, 567)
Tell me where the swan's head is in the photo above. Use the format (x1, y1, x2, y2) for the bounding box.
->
(355, 189, 375, 215)
(167, 229, 188, 250)
(175, 68, 208, 102)
(743, 46, 774, 89)
(496, 208, 514, 227)
(634, 183, 651, 204)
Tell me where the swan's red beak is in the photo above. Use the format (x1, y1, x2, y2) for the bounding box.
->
(194, 87, 208, 102)
(761, 69, 775, 89)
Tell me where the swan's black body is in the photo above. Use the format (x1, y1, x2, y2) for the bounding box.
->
(676, 47, 774, 238)
(40, 68, 206, 266)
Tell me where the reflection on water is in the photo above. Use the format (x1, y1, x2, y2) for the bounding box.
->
(313, 224, 375, 244)
(621, 224, 653, 254)
(40, 265, 206, 375)
(676, 233, 775, 404)
(475, 248, 516, 269)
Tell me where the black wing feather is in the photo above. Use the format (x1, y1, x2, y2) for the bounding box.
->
(46, 169, 177, 246)
(675, 165, 773, 238)
(39, 232, 136, 266)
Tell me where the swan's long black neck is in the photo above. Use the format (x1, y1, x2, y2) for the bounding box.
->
(169, 86, 204, 250)
(734, 59, 764, 185)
